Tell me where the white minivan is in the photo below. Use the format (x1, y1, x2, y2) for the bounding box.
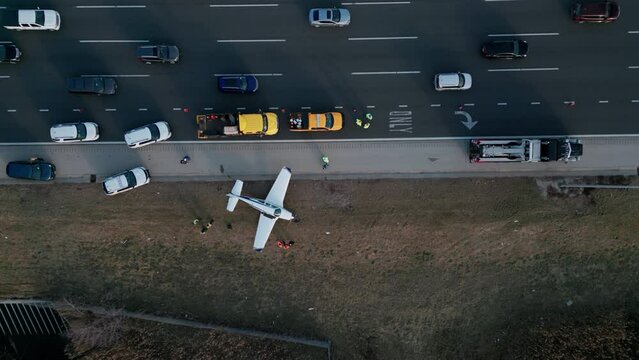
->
(3, 9, 61, 31)
(124, 121, 172, 148)
(434, 72, 472, 91)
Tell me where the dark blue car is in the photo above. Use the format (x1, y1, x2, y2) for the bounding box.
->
(217, 75, 259, 93)
(6, 159, 56, 181)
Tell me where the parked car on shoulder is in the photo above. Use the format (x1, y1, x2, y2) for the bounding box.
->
(137, 44, 180, 64)
(481, 40, 528, 59)
(6, 158, 55, 181)
(571, 1, 619, 23)
(67, 76, 117, 95)
(124, 121, 172, 148)
(434, 72, 472, 91)
(309, 8, 350, 27)
(102, 167, 150, 196)
(0, 44, 21, 63)
(50, 122, 99, 142)
(218, 75, 258, 93)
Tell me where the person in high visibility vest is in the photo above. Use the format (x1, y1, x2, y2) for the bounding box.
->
(321, 155, 330, 169)
(355, 118, 363, 127)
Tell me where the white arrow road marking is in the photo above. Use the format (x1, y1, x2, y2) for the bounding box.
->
(455, 111, 477, 130)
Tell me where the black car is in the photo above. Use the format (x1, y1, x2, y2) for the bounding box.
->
(0, 44, 21, 63)
(217, 75, 259, 93)
(6, 158, 56, 181)
(137, 45, 180, 64)
(67, 76, 117, 95)
(481, 40, 528, 59)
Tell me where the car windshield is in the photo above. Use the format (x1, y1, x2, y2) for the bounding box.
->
(325, 114, 334, 128)
(123, 171, 137, 187)
(158, 46, 168, 59)
(148, 124, 160, 140)
(32, 164, 42, 179)
(0, 47, 6, 59)
(312, 10, 319, 21)
(35, 11, 45, 26)
(331, 9, 340, 22)
(239, 77, 248, 90)
(93, 78, 105, 92)
(76, 124, 87, 139)
(458, 74, 465, 87)
(262, 115, 268, 132)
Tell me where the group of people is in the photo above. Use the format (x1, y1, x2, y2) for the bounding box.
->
(355, 112, 373, 129)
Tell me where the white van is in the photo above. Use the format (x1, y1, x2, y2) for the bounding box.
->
(434, 72, 472, 91)
(3, 9, 61, 31)
(124, 121, 172, 148)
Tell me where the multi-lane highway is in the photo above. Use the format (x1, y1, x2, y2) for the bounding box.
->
(0, 0, 638, 142)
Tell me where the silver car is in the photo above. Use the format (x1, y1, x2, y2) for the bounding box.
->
(309, 8, 351, 27)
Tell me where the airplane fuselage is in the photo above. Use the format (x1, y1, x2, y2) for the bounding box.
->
(233, 195, 294, 221)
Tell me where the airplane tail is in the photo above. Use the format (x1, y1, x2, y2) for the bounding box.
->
(226, 180, 243, 212)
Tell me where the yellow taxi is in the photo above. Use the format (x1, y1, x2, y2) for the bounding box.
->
(289, 112, 343, 132)
(238, 112, 279, 136)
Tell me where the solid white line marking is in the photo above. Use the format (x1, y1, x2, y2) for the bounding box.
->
(80, 74, 150, 77)
(138, 108, 148, 111)
(484, 0, 521, 2)
(73, 109, 82, 112)
(488, 33, 559, 37)
(213, 73, 283, 77)
(628, 31, 639, 34)
(334, 106, 344, 109)
(268, 107, 279, 110)
(105, 108, 116, 112)
(632, 100, 639, 103)
(348, 36, 418, 41)
(209, 3, 279, 7)
(430, 104, 441, 107)
(497, 102, 507, 106)
(237, 107, 246, 110)
(76, 5, 147, 9)
(204, 107, 214, 111)
(172, 108, 182, 111)
(217, 39, 286, 43)
(0, 76, 10, 79)
(366, 105, 375, 109)
(398, 105, 408, 108)
(464, 103, 475, 107)
(351, 71, 420, 75)
(301, 106, 311, 110)
(488, 67, 559, 72)
(79, 40, 149, 43)
(598, 100, 609, 104)
(342, 1, 411, 5)
(7, 109, 16, 113)
(39, 109, 50, 112)
(0, 41, 13, 44)
(563, 101, 575, 104)
(628, 66, 639, 69)
(531, 102, 541, 105)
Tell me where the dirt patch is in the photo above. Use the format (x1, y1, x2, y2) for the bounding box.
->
(1, 178, 639, 359)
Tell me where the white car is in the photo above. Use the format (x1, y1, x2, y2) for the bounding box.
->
(124, 121, 172, 148)
(309, 8, 351, 27)
(3, 9, 61, 31)
(50, 122, 99, 142)
(434, 72, 472, 91)
(102, 167, 150, 196)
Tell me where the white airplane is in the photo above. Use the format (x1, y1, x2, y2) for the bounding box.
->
(226, 167, 295, 252)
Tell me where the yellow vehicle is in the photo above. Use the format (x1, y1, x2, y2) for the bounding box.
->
(289, 112, 343, 132)
(196, 112, 278, 139)
(238, 113, 279, 136)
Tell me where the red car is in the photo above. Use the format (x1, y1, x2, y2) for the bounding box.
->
(571, 1, 619, 23)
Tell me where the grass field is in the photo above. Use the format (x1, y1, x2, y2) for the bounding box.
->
(1, 178, 639, 359)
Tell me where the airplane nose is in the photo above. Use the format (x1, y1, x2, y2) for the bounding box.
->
(255, 248, 263, 253)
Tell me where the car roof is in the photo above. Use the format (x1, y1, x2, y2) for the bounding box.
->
(438, 73, 461, 87)
(50, 124, 78, 139)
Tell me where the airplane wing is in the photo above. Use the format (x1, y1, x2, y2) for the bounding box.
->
(253, 214, 277, 251)
(265, 167, 291, 207)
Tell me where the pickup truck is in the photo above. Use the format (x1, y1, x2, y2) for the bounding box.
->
(197, 113, 278, 139)
(2, 9, 60, 31)
(470, 138, 583, 163)
(289, 112, 343, 132)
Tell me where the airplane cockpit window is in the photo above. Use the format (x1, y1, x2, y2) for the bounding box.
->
(274, 209, 281, 216)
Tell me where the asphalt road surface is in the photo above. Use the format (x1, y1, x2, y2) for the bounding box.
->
(0, 0, 638, 142)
